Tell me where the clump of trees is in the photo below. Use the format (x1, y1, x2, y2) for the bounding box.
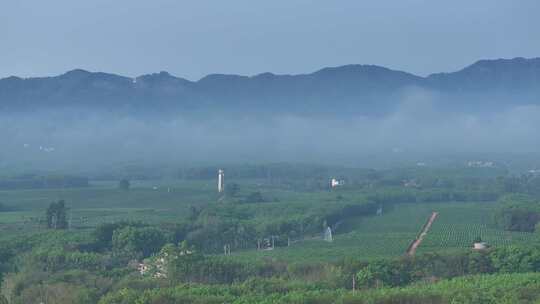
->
(112, 226, 168, 259)
(46, 200, 68, 229)
(493, 194, 540, 232)
(118, 179, 130, 191)
(350, 245, 540, 289)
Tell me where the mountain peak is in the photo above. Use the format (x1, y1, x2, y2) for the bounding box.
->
(2, 76, 23, 81)
(315, 64, 384, 73)
(466, 57, 539, 70)
(426, 57, 540, 92)
(62, 69, 92, 77)
(135, 71, 192, 87)
(197, 73, 249, 84)
(137, 71, 175, 80)
(252, 72, 277, 79)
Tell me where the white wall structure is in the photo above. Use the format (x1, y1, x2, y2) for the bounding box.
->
(473, 242, 488, 250)
(218, 169, 225, 193)
(324, 227, 333, 242)
(331, 178, 345, 188)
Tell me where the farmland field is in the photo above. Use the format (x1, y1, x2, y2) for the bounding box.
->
(232, 201, 530, 262)
(418, 202, 540, 253)
(236, 201, 540, 262)
(1, 180, 539, 263)
(0, 180, 220, 229)
(0, 179, 361, 229)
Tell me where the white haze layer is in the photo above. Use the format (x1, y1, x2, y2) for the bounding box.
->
(0, 89, 539, 171)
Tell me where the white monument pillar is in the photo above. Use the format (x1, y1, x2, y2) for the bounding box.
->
(218, 169, 224, 193)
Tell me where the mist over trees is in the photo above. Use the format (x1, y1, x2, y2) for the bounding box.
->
(0, 57, 539, 172)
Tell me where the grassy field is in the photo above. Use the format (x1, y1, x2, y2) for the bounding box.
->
(0, 180, 221, 227)
(0, 179, 356, 230)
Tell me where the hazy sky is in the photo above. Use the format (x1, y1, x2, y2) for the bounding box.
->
(1, 0, 539, 80)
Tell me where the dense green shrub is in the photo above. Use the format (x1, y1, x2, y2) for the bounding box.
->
(493, 194, 540, 232)
(112, 226, 168, 259)
(97, 273, 540, 304)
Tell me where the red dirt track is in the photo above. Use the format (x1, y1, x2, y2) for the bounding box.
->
(406, 212, 438, 256)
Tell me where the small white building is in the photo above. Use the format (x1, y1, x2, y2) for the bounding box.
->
(330, 178, 345, 188)
(403, 179, 420, 188)
(473, 242, 488, 250)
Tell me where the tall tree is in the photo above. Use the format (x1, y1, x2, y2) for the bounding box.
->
(119, 179, 131, 191)
(46, 200, 68, 229)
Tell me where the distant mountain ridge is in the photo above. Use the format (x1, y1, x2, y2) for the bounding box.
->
(1, 57, 539, 116)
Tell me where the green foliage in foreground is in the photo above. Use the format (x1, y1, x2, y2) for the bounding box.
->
(6, 220, 540, 304)
(2, 164, 540, 303)
(98, 273, 540, 304)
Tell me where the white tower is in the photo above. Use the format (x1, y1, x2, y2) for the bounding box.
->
(218, 169, 224, 193)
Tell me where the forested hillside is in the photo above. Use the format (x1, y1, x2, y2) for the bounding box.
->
(1, 57, 539, 116)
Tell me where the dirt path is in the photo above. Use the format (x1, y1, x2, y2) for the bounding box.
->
(406, 211, 438, 256)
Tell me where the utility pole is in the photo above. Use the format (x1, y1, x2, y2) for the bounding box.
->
(68, 209, 73, 230)
(352, 275, 356, 295)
